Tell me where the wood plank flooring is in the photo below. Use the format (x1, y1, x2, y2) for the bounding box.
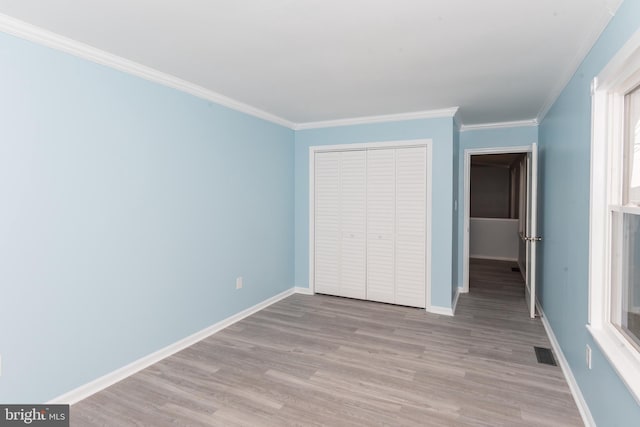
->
(72, 259, 582, 426)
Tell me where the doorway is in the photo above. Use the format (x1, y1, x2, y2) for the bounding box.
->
(462, 145, 539, 318)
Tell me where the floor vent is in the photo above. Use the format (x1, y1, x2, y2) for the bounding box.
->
(534, 346, 557, 366)
(511, 267, 521, 273)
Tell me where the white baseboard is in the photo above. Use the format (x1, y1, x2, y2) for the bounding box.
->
(48, 288, 296, 405)
(536, 301, 595, 427)
(427, 284, 460, 316)
(294, 286, 314, 295)
(470, 255, 518, 262)
(427, 305, 454, 316)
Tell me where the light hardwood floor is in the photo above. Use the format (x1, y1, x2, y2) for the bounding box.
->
(72, 259, 583, 426)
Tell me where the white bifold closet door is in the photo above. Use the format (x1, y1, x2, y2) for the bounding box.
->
(394, 147, 427, 307)
(366, 149, 396, 304)
(366, 147, 427, 308)
(314, 150, 366, 299)
(314, 146, 426, 308)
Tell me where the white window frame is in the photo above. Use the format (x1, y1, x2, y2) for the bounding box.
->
(589, 28, 640, 404)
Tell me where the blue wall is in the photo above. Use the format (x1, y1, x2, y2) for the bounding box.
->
(0, 33, 295, 403)
(294, 118, 455, 309)
(455, 126, 538, 287)
(538, 0, 640, 424)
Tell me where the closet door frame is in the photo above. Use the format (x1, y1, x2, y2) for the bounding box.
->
(309, 139, 433, 311)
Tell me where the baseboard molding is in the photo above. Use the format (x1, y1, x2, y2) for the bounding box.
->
(536, 301, 596, 427)
(294, 286, 314, 295)
(48, 288, 296, 405)
(470, 255, 518, 262)
(427, 305, 454, 316)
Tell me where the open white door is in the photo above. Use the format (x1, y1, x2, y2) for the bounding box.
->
(525, 143, 540, 318)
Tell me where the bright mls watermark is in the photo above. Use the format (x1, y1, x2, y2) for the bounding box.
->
(0, 405, 69, 426)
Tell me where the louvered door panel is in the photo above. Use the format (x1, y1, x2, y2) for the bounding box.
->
(315, 145, 428, 309)
(314, 152, 340, 295)
(339, 151, 366, 299)
(366, 149, 395, 304)
(395, 147, 427, 308)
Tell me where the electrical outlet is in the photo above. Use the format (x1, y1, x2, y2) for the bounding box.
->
(236, 277, 243, 289)
(586, 345, 592, 369)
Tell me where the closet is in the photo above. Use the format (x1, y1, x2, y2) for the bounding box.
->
(313, 145, 428, 308)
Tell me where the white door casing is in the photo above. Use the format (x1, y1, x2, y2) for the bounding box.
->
(525, 142, 539, 319)
(462, 144, 540, 318)
(462, 145, 532, 294)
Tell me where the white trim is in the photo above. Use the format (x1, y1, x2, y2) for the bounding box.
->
(48, 288, 295, 405)
(308, 139, 433, 310)
(425, 142, 433, 311)
(612, 205, 640, 215)
(595, 29, 640, 91)
(462, 145, 532, 293)
(536, 1, 623, 122)
(426, 305, 454, 316)
(0, 13, 296, 129)
(295, 108, 459, 130)
(526, 142, 539, 319)
(308, 149, 316, 298)
(312, 140, 434, 152)
(588, 86, 610, 328)
(294, 286, 314, 295)
(588, 325, 640, 405)
(469, 255, 518, 262)
(537, 303, 596, 427)
(460, 119, 538, 132)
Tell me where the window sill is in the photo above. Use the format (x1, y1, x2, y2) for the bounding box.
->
(587, 324, 640, 405)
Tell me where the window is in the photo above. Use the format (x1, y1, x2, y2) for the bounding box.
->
(611, 86, 640, 351)
(589, 32, 640, 402)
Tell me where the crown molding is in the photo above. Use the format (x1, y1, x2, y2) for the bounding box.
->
(0, 13, 296, 129)
(460, 119, 538, 132)
(536, 0, 623, 123)
(294, 107, 459, 130)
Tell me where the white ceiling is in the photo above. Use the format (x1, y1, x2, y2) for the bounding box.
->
(0, 0, 623, 127)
